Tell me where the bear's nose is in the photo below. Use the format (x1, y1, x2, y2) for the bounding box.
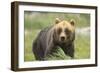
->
(61, 36, 65, 41)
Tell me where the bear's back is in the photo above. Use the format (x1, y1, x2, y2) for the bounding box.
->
(37, 26, 53, 50)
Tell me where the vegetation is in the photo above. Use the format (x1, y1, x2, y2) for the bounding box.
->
(24, 11, 90, 61)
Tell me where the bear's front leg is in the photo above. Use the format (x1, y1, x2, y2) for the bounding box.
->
(44, 42, 54, 60)
(62, 43, 75, 59)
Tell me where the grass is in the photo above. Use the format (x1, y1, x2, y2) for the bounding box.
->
(24, 12, 90, 29)
(24, 30, 39, 61)
(75, 34, 90, 59)
(24, 12, 90, 61)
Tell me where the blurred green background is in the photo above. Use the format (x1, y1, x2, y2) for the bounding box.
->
(24, 11, 90, 61)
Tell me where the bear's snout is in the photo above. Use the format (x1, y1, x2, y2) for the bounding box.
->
(60, 36, 65, 41)
(59, 32, 66, 42)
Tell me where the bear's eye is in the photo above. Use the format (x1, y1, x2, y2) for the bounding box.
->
(65, 28, 70, 34)
(57, 28, 62, 34)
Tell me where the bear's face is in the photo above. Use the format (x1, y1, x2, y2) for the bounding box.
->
(53, 18, 75, 44)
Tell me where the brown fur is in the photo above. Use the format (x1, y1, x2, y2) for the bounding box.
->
(32, 18, 75, 60)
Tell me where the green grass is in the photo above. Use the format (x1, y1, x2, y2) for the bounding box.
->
(75, 35, 90, 59)
(24, 30, 39, 61)
(24, 12, 90, 61)
(24, 12, 90, 29)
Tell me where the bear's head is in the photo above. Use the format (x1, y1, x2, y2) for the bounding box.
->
(53, 18, 75, 45)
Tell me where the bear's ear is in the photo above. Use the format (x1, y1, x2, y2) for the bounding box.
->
(55, 18, 61, 24)
(70, 19, 75, 26)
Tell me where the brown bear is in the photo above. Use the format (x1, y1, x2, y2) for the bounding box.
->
(32, 18, 75, 60)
